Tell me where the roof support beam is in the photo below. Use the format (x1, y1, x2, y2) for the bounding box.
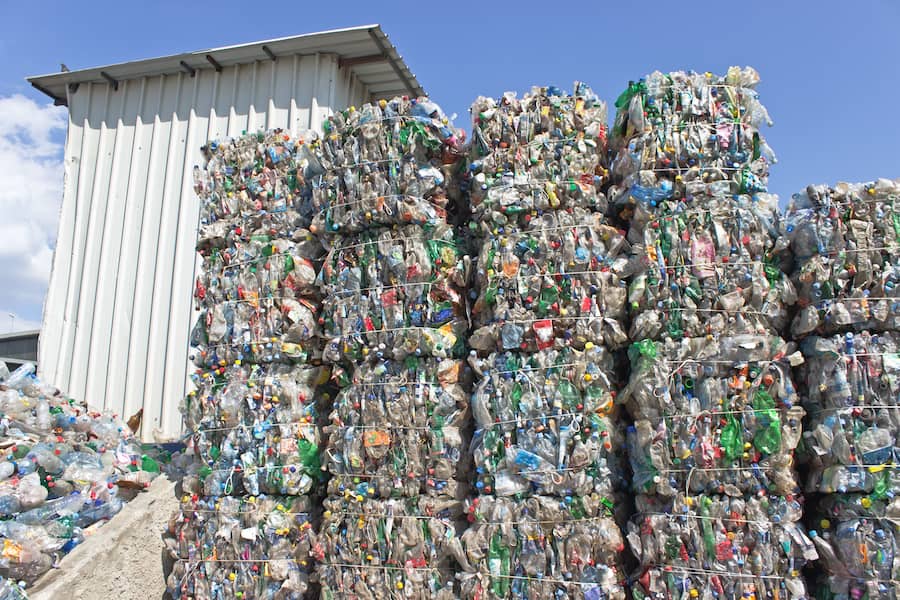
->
(100, 71, 119, 91)
(30, 81, 66, 106)
(179, 61, 196, 77)
(338, 53, 385, 68)
(261, 45, 277, 61)
(205, 54, 223, 73)
(367, 28, 417, 97)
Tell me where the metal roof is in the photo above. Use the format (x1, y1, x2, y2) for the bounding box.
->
(27, 24, 425, 106)
(0, 329, 39, 341)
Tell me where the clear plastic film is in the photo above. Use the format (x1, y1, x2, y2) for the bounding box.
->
(609, 67, 776, 206)
(809, 495, 900, 599)
(797, 331, 900, 495)
(621, 335, 805, 497)
(323, 357, 471, 499)
(317, 223, 471, 364)
(624, 195, 794, 342)
(628, 493, 815, 600)
(467, 347, 624, 500)
(165, 494, 315, 600)
(315, 495, 466, 599)
(180, 364, 328, 497)
(784, 179, 900, 338)
(470, 208, 630, 352)
(309, 97, 466, 236)
(0, 363, 161, 585)
(458, 494, 625, 600)
(468, 83, 609, 229)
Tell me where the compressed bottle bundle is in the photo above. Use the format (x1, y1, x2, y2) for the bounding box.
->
(623, 193, 794, 342)
(180, 363, 327, 497)
(467, 347, 624, 500)
(165, 494, 316, 599)
(317, 223, 470, 363)
(627, 493, 816, 599)
(0, 363, 160, 586)
(808, 495, 899, 599)
(314, 495, 466, 599)
(323, 357, 470, 498)
(467, 83, 609, 229)
(621, 335, 805, 497)
(469, 208, 630, 352)
(457, 494, 625, 600)
(784, 179, 900, 338)
(609, 67, 776, 203)
(797, 331, 900, 495)
(309, 97, 466, 236)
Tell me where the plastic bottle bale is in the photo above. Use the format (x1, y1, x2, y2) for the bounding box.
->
(323, 357, 471, 499)
(471, 208, 630, 351)
(809, 495, 900, 599)
(458, 494, 625, 600)
(467, 347, 625, 501)
(180, 364, 328, 497)
(309, 97, 466, 236)
(624, 195, 794, 342)
(314, 495, 466, 599)
(797, 331, 900, 495)
(318, 223, 471, 364)
(784, 179, 900, 338)
(620, 335, 805, 497)
(467, 82, 609, 229)
(608, 67, 776, 210)
(628, 493, 815, 600)
(165, 494, 315, 600)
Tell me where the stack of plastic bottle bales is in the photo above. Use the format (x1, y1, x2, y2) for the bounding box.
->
(166, 130, 326, 599)
(463, 83, 628, 599)
(785, 179, 900, 598)
(0, 361, 160, 594)
(309, 97, 472, 599)
(610, 68, 817, 599)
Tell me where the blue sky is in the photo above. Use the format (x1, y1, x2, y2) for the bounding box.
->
(0, 0, 898, 331)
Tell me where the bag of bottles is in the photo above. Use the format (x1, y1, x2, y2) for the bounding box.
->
(468, 83, 609, 229)
(458, 494, 625, 600)
(470, 208, 630, 352)
(309, 97, 465, 236)
(315, 495, 466, 599)
(318, 223, 471, 364)
(621, 335, 805, 496)
(797, 331, 900, 495)
(809, 495, 900, 599)
(609, 67, 776, 203)
(468, 347, 624, 499)
(628, 493, 815, 600)
(165, 494, 315, 600)
(181, 364, 327, 497)
(784, 179, 900, 337)
(324, 357, 470, 498)
(624, 194, 794, 342)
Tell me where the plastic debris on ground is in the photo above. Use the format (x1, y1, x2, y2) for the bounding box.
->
(466, 83, 627, 600)
(458, 495, 625, 599)
(0, 362, 160, 589)
(628, 493, 815, 599)
(165, 494, 316, 599)
(784, 179, 900, 338)
(808, 495, 899, 599)
(314, 495, 466, 599)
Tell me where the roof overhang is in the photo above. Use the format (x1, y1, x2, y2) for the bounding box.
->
(26, 24, 424, 107)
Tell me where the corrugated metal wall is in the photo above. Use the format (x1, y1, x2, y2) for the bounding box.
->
(40, 53, 368, 441)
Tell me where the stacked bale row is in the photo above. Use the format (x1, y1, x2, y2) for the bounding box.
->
(464, 84, 628, 599)
(611, 69, 816, 599)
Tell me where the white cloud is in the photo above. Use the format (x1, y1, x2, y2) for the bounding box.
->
(0, 94, 67, 330)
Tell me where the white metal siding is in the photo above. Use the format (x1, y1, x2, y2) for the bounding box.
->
(40, 54, 367, 441)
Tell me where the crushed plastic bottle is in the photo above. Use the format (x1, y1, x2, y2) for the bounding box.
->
(468, 83, 609, 228)
(621, 335, 805, 497)
(458, 494, 625, 600)
(784, 179, 900, 338)
(628, 493, 815, 599)
(165, 494, 315, 600)
(309, 97, 466, 236)
(314, 495, 465, 599)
